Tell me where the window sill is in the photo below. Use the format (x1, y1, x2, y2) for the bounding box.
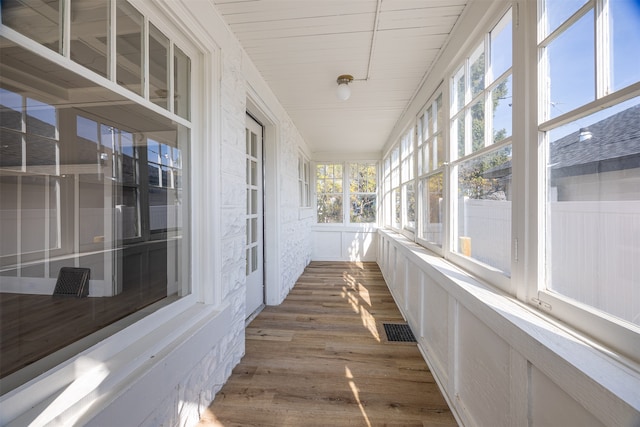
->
(378, 229, 640, 422)
(312, 223, 378, 232)
(0, 298, 232, 426)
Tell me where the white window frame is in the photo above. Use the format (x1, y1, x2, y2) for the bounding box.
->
(314, 161, 378, 226)
(446, 7, 514, 292)
(416, 87, 447, 256)
(298, 152, 311, 208)
(531, 0, 640, 362)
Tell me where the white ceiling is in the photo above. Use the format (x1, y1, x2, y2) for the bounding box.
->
(213, 0, 468, 156)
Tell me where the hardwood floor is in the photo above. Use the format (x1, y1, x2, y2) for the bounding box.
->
(199, 261, 457, 427)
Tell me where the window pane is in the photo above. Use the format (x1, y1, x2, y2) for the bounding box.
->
(404, 182, 415, 230)
(393, 189, 401, 229)
(116, 1, 143, 96)
(544, 0, 588, 36)
(0, 129, 22, 168)
(70, 0, 109, 78)
(174, 46, 191, 120)
(1, 88, 23, 131)
(454, 115, 466, 159)
(27, 98, 56, 138)
(471, 99, 485, 152)
(317, 163, 343, 223)
(610, 0, 640, 92)
(350, 194, 376, 223)
(317, 194, 342, 223)
(349, 163, 376, 193)
(149, 24, 169, 109)
(547, 10, 595, 119)
(452, 66, 466, 113)
(435, 94, 443, 134)
(546, 97, 640, 327)
(490, 10, 512, 82)
(492, 74, 512, 143)
(421, 173, 444, 246)
(470, 44, 485, 97)
(456, 146, 512, 275)
(1, 0, 60, 53)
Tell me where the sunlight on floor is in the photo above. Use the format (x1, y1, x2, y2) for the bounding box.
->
(341, 271, 380, 342)
(199, 409, 225, 426)
(345, 366, 372, 427)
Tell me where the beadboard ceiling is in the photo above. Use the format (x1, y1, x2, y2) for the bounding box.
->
(212, 0, 468, 156)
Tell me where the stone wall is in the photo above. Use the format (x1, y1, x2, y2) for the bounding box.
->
(278, 118, 314, 301)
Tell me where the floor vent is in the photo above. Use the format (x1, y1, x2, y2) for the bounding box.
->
(53, 267, 90, 297)
(383, 323, 416, 343)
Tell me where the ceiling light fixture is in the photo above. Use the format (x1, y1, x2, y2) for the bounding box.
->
(336, 74, 354, 101)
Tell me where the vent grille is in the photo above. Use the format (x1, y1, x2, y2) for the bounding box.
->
(53, 267, 90, 297)
(383, 323, 416, 342)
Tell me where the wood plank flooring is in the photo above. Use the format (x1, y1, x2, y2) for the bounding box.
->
(199, 261, 457, 427)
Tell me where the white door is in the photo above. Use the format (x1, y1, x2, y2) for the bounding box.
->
(245, 114, 264, 318)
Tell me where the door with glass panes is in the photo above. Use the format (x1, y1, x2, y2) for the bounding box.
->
(245, 114, 264, 317)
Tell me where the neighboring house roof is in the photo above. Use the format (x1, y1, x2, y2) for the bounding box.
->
(483, 103, 640, 180)
(550, 103, 640, 178)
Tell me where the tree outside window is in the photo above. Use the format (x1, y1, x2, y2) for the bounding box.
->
(316, 162, 377, 224)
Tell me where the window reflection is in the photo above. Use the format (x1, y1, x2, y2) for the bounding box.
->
(149, 24, 169, 109)
(70, 0, 109, 77)
(116, 1, 144, 96)
(1, 0, 61, 53)
(0, 87, 189, 380)
(546, 98, 640, 326)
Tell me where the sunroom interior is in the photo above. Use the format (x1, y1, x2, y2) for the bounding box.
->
(0, 0, 639, 426)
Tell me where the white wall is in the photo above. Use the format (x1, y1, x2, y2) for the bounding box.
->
(378, 230, 640, 427)
(312, 226, 378, 262)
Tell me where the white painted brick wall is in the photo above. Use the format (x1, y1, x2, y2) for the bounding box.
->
(144, 28, 313, 426)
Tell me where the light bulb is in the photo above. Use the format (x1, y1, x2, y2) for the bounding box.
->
(336, 83, 351, 101)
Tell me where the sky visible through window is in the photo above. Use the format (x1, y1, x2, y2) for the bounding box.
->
(546, 0, 640, 139)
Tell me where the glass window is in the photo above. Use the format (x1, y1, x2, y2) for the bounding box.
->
(298, 154, 311, 208)
(540, 0, 640, 338)
(610, 1, 640, 93)
(451, 8, 512, 276)
(422, 173, 444, 246)
(70, 0, 109, 78)
(545, 98, 640, 327)
(0, 0, 193, 387)
(490, 12, 512, 82)
(1, 0, 61, 53)
(149, 24, 169, 109)
(470, 44, 485, 98)
(400, 129, 415, 231)
(116, 1, 144, 96)
(316, 164, 343, 223)
(174, 46, 191, 120)
(418, 92, 445, 247)
(456, 146, 512, 274)
(545, 9, 595, 119)
(349, 163, 377, 223)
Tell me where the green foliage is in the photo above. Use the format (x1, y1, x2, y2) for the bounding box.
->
(459, 146, 511, 199)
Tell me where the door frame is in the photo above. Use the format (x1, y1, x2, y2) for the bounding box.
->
(246, 93, 281, 306)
